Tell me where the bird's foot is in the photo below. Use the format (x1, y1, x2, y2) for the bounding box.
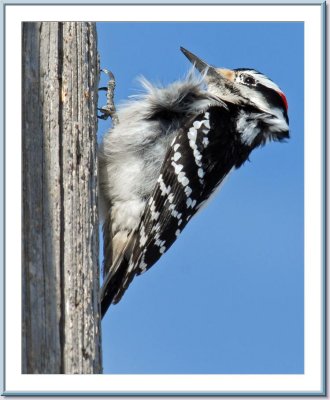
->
(98, 69, 119, 125)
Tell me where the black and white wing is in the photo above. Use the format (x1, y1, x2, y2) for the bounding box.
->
(129, 104, 252, 271)
(101, 104, 252, 316)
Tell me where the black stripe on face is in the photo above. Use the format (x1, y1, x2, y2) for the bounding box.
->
(256, 83, 289, 120)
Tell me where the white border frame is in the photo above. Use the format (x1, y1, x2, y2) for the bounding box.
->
(3, 2, 325, 396)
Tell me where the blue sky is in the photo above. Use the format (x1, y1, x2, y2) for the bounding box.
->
(97, 21, 304, 374)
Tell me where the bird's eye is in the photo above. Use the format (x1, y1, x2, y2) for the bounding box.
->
(241, 75, 256, 85)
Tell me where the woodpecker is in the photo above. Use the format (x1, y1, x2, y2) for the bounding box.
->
(99, 47, 289, 317)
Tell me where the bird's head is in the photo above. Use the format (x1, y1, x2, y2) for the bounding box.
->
(181, 47, 289, 146)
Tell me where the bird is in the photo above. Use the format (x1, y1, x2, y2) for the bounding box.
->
(98, 47, 289, 317)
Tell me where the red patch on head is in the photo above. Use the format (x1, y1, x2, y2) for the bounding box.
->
(278, 91, 288, 111)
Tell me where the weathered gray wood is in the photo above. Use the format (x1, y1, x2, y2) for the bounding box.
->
(22, 22, 102, 374)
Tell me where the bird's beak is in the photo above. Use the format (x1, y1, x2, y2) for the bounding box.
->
(180, 47, 211, 73)
(180, 47, 231, 83)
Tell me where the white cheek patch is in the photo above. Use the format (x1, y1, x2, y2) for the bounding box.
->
(237, 107, 289, 146)
(265, 108, 289, 133)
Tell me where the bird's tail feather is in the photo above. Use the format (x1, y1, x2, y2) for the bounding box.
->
(100, 231, 137, 318)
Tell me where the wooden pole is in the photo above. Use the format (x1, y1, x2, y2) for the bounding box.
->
(22, 22, 102, 374)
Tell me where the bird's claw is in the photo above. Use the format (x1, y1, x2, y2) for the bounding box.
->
(97, 69, 119, 125)
(100, 68, 115, 82)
